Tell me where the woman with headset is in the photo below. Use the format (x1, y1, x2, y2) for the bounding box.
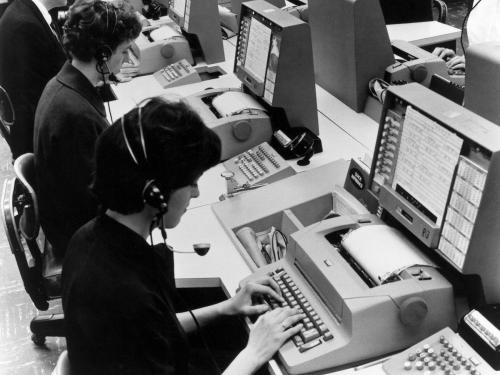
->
(33, 0, 142, 259)
(62, 98, 304, 374)
(433, 0, 499, 74)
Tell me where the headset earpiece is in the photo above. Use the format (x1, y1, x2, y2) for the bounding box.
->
(143, 179, 168, 215)
(122, 102, 169, 216)
(96, 44, 112, 64)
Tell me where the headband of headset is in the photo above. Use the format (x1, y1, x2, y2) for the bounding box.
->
(120, 101, 169, 215)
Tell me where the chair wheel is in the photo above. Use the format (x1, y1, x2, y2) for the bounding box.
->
(31, 334, 46, 346)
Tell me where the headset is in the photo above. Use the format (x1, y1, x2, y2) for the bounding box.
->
(94, 1, 120, 123)
(95, 1, 117, 67)
(120, 101, 212, 257)
(120, 100, 169, 218)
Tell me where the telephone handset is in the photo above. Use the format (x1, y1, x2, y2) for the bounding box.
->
(235, 226, 287, 268)
(271, 127, 322, 166)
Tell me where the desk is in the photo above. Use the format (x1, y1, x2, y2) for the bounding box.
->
(110, 20, 464, 375)
(163, 161, 359, 375)
(387, 21, 461, 50)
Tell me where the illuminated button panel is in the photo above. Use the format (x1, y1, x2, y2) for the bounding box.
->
(438, 157, 487, 270)
(383, 327, 494, 374)
(465, 310, 500, 351)
(222, 142, 294, 186)
(374, 109, 403, 185)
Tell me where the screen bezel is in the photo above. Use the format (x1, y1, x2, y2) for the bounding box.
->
(234, 9, 278, 98)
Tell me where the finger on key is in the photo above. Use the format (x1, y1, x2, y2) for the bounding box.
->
(254, 276, 283, 299)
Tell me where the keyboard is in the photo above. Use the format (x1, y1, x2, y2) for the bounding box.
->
(268, 267, 334, 352)
(153, 59, 201, 89)
(222, 142, 295, 186)
(382, 327, 495, 374)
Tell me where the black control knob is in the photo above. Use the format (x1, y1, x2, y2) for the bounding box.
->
(399, 297, 428, 326)
(232, 121, 252, 141)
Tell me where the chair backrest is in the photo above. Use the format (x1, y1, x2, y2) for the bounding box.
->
(13, 153, 40, 239)
(432, 0, 448, 23)
(0, 85, 14, 144)
(1, 176, 49, 310)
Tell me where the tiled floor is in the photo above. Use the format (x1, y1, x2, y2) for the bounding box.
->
(0, 1, 471, 373)
(0, 136, 66, 375)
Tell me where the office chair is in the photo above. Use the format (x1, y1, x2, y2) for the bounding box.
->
(380, 0, 447, 24)
(0, 85, 14, 146)
(1, 153, 64, 346)
(51, 350, 71, 375)
(433, 0, 448, 23)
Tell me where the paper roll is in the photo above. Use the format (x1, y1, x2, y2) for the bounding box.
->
(149, 25, 181, 41)
(212, 91, 266, 117)
(341, 224, 433, 285)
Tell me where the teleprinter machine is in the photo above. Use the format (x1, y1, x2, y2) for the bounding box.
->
(243, 214, 457, 374)
(183, 88, 273, 160)
(385, 39, 457, 87)
(130, 25, 194, 76)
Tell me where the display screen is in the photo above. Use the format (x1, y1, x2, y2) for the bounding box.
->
(391, 106, 463, 226)
(243, 17, 272, 84)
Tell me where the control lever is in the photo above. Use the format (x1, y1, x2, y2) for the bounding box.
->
(219, 171, 267, 200)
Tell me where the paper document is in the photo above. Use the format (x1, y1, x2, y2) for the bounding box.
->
(342, 224, 433, 284)
(212, 92, 266, 117)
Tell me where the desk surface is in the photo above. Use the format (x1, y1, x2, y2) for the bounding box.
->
(386, 21, 461, 47)
(112, 21, 464, 375)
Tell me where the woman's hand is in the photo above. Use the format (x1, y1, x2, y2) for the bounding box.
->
(222, 277, 284, 316)
(432, 47, 466, 73)
(432, 47, 457, 61)
(222, 307, 305, 374)
(243, 307, 305, 368)
(446, 55, 466, 72)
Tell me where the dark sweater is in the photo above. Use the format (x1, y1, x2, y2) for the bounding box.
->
(34, 62, 108, 258)
(62, 215, 192, 374)
(0, 0, 66, 158)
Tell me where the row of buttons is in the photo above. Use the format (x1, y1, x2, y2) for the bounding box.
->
(234, 144, 282, 181)
(161, 66, 181, 82)
(238, 162, 263, 181)
(268, 268, 333, 353)
(465, 310, 500, 350)
(236, 18, 251, 65)
(403, 337, 481, 374)
(375, 112, 401, 182)
(258, 145, 280, 168)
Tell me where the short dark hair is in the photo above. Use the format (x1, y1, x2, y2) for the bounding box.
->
(63, 0, 142, 62)
(92, 97, 221, 214)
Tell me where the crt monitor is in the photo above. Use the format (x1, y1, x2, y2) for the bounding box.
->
(369, 82, 500, 303)
(308, 0, 394, 112)
(234, 0, 318, 134)
(166, 0, 224, 64)
(218, 0, 285, 33)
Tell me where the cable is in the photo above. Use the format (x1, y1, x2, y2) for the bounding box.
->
(148, 219, 222, 374)
(184, 307, 222, 375)
(271, 228, 288, 260)
(96, 61, 114, 124)
(460, 0, 484, 54)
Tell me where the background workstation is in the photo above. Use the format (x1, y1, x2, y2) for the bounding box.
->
(0, 0, 497, 374)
